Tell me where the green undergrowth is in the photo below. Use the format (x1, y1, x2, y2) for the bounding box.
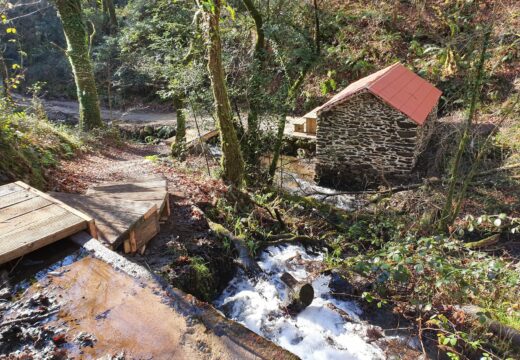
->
(205, 183, 520, 358)
(0, 98, 120, 189)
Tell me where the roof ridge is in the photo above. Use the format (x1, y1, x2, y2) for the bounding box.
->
(366, 62, 402, 90)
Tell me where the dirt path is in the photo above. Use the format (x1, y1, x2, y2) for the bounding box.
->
(15, 95, 215, 129)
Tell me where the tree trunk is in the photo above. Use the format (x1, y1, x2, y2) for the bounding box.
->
(313, 0, 320, 55)
(280, 272, 314, 310)
(269, 70, 308, 180)
(171, 95, 187, 159)
(55, 0, 102, 132)
(242, 0, 266, 171)
(437, 26, 491, 231)
(269, 113, 286, 178)
(102, 0, 118, 32)
(203, 0, 244, 187)
(208, 220, 262, 276)
(0, 53, 11, 102)
(242, 0, 265, 56)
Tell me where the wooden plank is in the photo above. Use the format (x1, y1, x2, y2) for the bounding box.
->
(0, 196, 52, 223)
(87, 184, 166, 196)
(86, 190, 167, 215)
(49, 192, 157, 219)
(89, 179, 167, 191)
(161, 194, 171, 221)
(49, 192, 157, 249)
(165, 129, 219, 146)
(0, 204, 87, 265)
(0, 203, 72, 235)
(0, 183, 23, 197)
(0, 190, 38, 209)
(129, 231, 137, 253)
(134, 212, 160, 250)
(85, 179, 168, 216)
(124, 240, 131, 253)
(14, 182, 97, 239)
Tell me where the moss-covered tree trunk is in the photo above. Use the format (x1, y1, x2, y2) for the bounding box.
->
(313, 0, 321, 55)
(55, 0, 102, 132)
(437, 26, 491, 232)
(102, 0, 118, 33)
(242, 0, 266, 172)
(203, 0, 244, 186)
(171, 95, 187, 160)
(0, 53, 11, 102)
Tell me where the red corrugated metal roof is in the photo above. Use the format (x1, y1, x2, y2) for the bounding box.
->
(305, 63, 442, 126)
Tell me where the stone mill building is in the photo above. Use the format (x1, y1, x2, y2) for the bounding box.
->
(305, 62, 442, 189)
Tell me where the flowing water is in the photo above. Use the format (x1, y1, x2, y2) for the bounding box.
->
(215, 245, 389, 360)
(261, 155, 362, 211)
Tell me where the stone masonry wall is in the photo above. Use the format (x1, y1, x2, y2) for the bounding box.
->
(315, 91, 436, 189)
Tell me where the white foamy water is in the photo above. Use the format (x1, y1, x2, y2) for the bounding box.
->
(281, 174, 359, 211)
(214, 245, 386, 360)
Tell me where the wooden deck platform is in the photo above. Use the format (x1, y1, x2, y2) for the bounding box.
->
(0, 182, 96, 265)
(49, 193, 160, 252)
(86, 177, 170, 221)
(0, 176, 170, 263)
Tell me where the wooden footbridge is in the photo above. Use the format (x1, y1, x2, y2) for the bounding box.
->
(0, 176, 170, 265)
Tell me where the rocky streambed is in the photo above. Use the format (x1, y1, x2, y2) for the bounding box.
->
(215, 244, 422, 360)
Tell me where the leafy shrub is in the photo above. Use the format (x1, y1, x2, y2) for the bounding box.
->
(348, 236, 519, 309)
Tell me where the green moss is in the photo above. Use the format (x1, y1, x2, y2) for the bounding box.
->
(144, 154, 159, 163)
(189, 256, 215, 301)
(490, 307, 520, 332)
(55, 0, 102, 131)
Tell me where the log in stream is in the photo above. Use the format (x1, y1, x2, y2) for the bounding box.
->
(281, 272, 315, 310)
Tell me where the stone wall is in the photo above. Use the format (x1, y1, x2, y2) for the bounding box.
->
(315, 91, 436, 189)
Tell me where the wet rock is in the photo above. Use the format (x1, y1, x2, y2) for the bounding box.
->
(328, 270, 373, 299)
(220, 298, 246, 318)
(51, 333, 67, 345)
(0, 287, 12, 301)
(74, 331, 97, 348)
(0, 271, 12, 300)
(328, 270, 356, 297)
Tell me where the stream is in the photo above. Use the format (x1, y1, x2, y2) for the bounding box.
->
(264, 155, 362, 211)
(215, 245, 396, 360)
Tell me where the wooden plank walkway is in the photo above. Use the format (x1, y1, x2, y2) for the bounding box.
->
(49, 192, 160, 252)
(164, 129, 219, 148)
(0, 177, 169, 262)
(86, 177, 170, 221)
(0, 182, 96, 265)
